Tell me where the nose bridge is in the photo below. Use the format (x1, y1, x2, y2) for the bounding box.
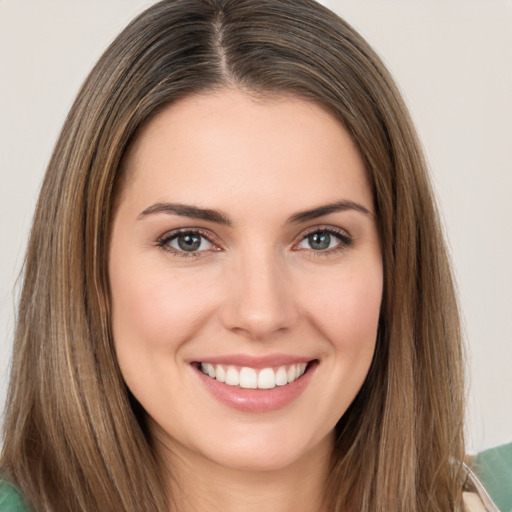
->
(220, 244, 297, 339)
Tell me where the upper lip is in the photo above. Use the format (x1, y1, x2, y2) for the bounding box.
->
(190, 354, 316, 369)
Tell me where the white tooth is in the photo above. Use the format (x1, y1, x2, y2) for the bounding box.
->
(239, 367, 257, 389)
(206, 363, 216, 378)
(287, 365, 297, 383)
(257, 368, 276, 389)
(275, 366, 288, 386)
(225, 366, 240, 386)
(216, 364, 226, 383)
(299, 363, 307, 376)
(201, 363, 215, 377)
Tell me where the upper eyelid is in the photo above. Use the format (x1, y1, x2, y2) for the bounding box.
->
(295, 224, 351, 241)
(159, 227, 216, 239)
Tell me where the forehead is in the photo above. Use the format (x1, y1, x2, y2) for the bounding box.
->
(119, 88, 373, 217)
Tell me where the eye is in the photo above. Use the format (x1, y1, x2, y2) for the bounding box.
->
(296, 228, 352, 253)
(157, 229, 217, 256)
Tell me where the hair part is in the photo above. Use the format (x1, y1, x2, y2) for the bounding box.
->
(2, 1, 465, 511)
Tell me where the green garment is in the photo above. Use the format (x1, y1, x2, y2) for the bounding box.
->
(0, 480, 30, 512)
(473, 442, 512, 512)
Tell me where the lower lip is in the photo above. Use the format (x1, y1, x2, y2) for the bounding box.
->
(194, 362, 317, 413)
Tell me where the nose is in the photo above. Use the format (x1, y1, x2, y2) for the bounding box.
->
(219, 251, 299, 340)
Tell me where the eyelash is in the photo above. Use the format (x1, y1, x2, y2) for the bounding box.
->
(156, 226, 353, 258)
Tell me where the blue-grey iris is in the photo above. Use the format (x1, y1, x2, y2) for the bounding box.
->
(308, 232, 331, 250)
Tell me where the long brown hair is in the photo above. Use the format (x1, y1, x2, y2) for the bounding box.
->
(1, 1, 465, 510)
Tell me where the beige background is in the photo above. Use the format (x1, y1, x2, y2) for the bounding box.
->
(1, 0, 511, 453)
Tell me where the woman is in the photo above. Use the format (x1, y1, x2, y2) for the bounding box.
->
(0, 0, 499, 510)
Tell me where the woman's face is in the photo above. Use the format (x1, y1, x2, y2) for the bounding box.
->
(109, 89, 383, 473)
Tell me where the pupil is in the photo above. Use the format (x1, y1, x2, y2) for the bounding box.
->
(178, 234, 201, 251)
(309, 232, 330, 250)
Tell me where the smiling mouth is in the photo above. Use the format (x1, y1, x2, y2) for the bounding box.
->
(195, 361, 316, 390)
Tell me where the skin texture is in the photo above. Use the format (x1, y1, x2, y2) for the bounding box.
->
(109, 89, 383, 512)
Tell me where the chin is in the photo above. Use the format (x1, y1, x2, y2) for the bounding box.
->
(197, 427, 333, 474)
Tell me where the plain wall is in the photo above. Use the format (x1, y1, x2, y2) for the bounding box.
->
(1, 0, 511, 453)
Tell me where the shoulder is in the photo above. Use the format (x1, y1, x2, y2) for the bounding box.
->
(0, 480, 30, 512)
(472, 442, 512, 512)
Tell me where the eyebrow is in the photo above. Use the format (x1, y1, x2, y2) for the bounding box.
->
(138, 200, 372, 225)
(286, 200, 372, 224)
(138, 203, 232, 225)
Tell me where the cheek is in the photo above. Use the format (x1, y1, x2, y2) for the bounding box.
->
(301, 261, 383, 351)
(108, 265, 216, 411)
(292, 259, 382, 430)
(111, 228, 215, 325)
(109, 256, 216, 367)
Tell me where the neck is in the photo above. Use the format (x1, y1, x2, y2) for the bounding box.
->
(155, 430, 334, 512)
